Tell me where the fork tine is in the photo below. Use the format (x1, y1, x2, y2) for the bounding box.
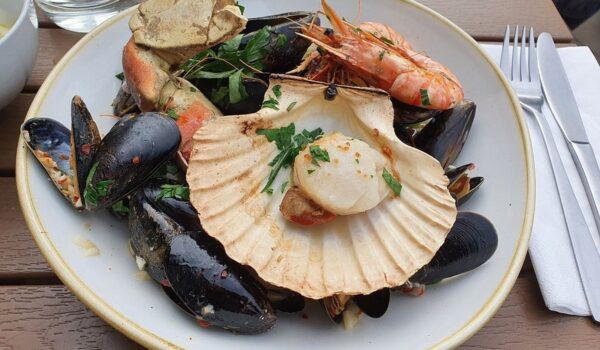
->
(520, 26, 529, 81)
(511, 25, 520, 80)
(529, 28, 540, 86)
(500, 25, 511, 77)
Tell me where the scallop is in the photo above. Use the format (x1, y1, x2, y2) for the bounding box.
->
(187, 75, 457, 299)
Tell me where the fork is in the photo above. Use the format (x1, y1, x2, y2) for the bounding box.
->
(500, 26, 600, 322)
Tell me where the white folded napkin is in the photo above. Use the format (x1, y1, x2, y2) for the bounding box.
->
(481, 44, 600, 316)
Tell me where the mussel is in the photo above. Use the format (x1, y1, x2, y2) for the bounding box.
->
(414, 99, 476, 169)
(322, 288, 390, 328)
(410, 211, 498, 285)
(112, 85, 140, 117)
(21, 96, 101, 209)
(165, 231, 277, 334)
(267, 287, 305, 313)
(85, 112, 180, 209)
(445, 164, 484, 205)
(193, 77, 268, 116)
(392, 99, 443, 124)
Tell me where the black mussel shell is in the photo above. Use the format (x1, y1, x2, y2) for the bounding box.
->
(142, 180, 202, 232)
(267, 288, 305, 313)
(129, 187, 184, 284)
(86, 113, 180, 209)
(194, 77, 268, 115)
(71, 96, 101, 200)
(112, 86, 140, 117)
(410, 212, 498, 285)
(162, 285, 195, 317)
(353, 288, 390, 319)
(392, 99, 443, 124)
(165, 232, 277, 334)
(241, 12, 319, 73)
(414, 99, 476, 169)
(445, 164, 485, 205)
(21, 118, 82, 208)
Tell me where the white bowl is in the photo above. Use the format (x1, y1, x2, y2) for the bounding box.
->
(16, 0, 534, 349)
(0, 0, 38, 110)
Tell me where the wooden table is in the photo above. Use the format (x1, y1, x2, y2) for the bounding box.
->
(1, 0, 598, 348)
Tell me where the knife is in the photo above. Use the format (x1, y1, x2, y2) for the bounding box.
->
(537, 32, 600, 238)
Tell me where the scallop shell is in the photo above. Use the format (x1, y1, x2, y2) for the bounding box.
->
(187, 75, 457, 299)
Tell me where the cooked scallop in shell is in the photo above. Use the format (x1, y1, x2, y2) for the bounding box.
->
(187, 75, 457, 299)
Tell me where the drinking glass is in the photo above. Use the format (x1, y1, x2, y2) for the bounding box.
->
(35, 0, 140, 33)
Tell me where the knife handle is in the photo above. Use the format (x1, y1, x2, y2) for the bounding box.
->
(569, 142, 600, 235)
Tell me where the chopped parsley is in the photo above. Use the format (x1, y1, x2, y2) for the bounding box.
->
(266, 188, 274, 195)
(420, 89, 431, 106)
(355, 158, 360, 164)
(379, 50, 386, 60)
(307, 169, 315, 175)
(272, 85, 282, 99)
(156, 184, 190, 201)
(167, 109, 180, 120)
(309, 145, 330, 166)
(235, 1, 245, 14)
(262, 96, 280, 110)
(83, 162, 113, 208)
(115, 72, 124, 81)
(280, 181, 289, 193)
(287, 101, 297, 112)
(111, 200, 129, 214)
(379, 35, 394, 45)
(382, 168, 402, 196)
(275, 34, 287, 49)
(256, 123, 323, 193)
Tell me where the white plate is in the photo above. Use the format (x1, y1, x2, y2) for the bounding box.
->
(16, 1, 534, 349)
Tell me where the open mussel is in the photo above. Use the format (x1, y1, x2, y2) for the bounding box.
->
(392, 99, 443, 124)
(267, 287, 305, 313)
(193, 76, 268, 116)
(410, 212, 498, 285)
(446, 164, 484, 205)
(21, 96, 101, 209)
(85, 112, 180, 209)
(414, 99, 476, 169)
(112, 85, 140, 117)
(322, 288, 390, 329)
(165, 231, 277, 334)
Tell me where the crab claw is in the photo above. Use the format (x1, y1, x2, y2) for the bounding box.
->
(129, 0, 247, 65)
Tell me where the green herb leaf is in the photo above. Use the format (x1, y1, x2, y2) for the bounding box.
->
(355, 158, 360, 164)
(261, 96, 280, 110)
(115, 72, 125, 81)
(228, 69, 248, 104)
(420, 89, 431, 106)
(167, 109, 180, 120)
(266, 187, 274, 195)
(220, 34, 243, 53)
(111, 200, 129, 214)
(275, 34, 287, 49)
(83, 162, 114, 208)
(378, 50, 386, 60)
(287, 101, 297, 112)
(235, 1, 245, 15)
(379, 35, 394, 45)
(308, 169, 315, 175)
(382, 168, 402, 195)
(157, 184, 190, 201)
(257, 123, 323, 192)
(309, 145, 330, 166)
(211, 86, 230, 106)
(272, 84, 282, 99)
(280, 181, 289, 193)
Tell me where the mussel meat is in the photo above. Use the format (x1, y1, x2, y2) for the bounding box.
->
(85, 112, 180, 209)
(414, 99, 476, 169)
(410, 211, 498, 285)
(445, 164, 484, 205)
(165, 231, 277, 334)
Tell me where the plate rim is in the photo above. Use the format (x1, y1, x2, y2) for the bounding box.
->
(15, 1, 534, 349)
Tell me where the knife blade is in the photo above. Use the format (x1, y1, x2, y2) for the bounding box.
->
(537, 32, 600, 240)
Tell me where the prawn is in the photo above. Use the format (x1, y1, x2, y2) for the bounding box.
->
(299, 0, 464, 110)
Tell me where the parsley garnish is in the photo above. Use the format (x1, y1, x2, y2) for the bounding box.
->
(287, 101, 297, 112)
(157, 184, 190, 201)
(272, 85, 282, 99)
(382, 168, 402, 195)
(83, 162, 113, 208)
(308, 169, 315, 175)
(379, 35, 394, 45)
(167, 109, 180, 120)
(262, 96, 280, 110)
(355, 158, 360, 164)
(115, 72, 124, 81)
(420, 89, 431, 106)
(379, 50, 386, 60)
(275, 34, 287, 49)
(309, 145, 330, 166)
(235, 1, 245, 14)
(256, 123, 323, 193)
(280, 181, 289, 193)
(111, 200, 129, 214)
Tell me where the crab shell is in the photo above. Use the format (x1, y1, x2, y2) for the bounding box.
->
(187, 75, 457, 299)
(129, 0, 247, 65)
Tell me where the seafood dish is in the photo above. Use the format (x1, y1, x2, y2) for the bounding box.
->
(21, 0, 498, 334)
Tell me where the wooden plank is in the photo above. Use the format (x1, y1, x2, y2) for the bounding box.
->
(0, 94, 33, 176)
(464, 276, 600, 349)
(0, 278, 597, 349)
(25, 28, 84, 92)
(417, 0, 572, 42)
(0, 285, 143, 350)
(0, 178, 53, 278)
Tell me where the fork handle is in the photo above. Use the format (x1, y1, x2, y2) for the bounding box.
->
(521, 102, 600, 321)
